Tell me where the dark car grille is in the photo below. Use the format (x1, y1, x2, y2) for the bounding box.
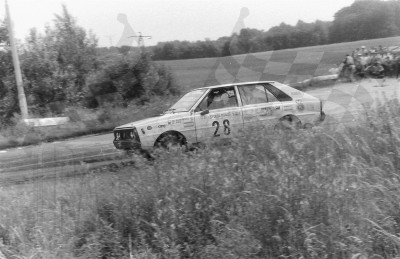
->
(114, 128, 137, 140)
(113, 127, 141, 150)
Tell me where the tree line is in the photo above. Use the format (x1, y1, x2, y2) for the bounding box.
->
(145, 0, 400, 60)
(0, 6, 179, 127)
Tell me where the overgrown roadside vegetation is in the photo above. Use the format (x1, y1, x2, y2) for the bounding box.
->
(1, 100, 400, 258)
(0, 94, 177, 150)
(0, 6, 180, 150)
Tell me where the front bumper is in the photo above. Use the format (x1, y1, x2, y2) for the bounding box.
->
(113, 140, 141, 150)
(113, 127, 141, 150)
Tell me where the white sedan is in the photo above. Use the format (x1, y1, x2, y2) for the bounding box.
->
(113, 81, 325, 151)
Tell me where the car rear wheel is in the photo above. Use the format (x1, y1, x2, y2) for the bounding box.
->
(274, 115, 302, 131)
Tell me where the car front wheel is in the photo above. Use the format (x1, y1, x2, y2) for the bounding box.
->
(155, 132, 187, 151)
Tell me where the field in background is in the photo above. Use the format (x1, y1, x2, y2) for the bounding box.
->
(160, 36, 400, 90)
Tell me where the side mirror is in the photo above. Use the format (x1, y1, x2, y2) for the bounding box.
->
(200, 110, 209, 116)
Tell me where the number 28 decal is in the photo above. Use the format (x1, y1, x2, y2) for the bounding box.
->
(212, 119, 230, 137)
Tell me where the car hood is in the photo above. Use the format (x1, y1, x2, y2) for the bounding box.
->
(114, 112, 190, 130)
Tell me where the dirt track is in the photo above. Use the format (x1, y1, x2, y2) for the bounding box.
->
(0, 78, 399, 185)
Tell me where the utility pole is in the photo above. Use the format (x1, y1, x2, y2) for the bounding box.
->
(5, 0, 28, 119)
(129, 32, 152, 48)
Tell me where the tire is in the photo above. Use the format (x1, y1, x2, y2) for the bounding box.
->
(303, 123, 313, 130)
(155, 132, 187, 151)
(274, 116, 302, 132)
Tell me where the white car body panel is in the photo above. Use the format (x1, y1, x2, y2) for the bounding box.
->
(113, 81, 325, 151)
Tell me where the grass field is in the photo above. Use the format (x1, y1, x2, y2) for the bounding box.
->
(1, 37, 400, 258)
(2, 100, 400, 258)
(160, 36, 400, 91)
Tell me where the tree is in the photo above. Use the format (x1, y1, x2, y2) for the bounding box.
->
(143, 1, 400, 61)
(51, 5, 99, 102)
(330, 0, 400, 42)
(21, 5, 99, 115)
(161, 42, 179, 60)
(85, 51, 179, 107)
(22, 28, 67, 115)
(0, 20, 7, 44)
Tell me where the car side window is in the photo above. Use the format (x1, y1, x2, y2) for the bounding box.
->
(239, 84, 281, 105)
(238, 85, 267, 105)
(197, 87, 238, 111)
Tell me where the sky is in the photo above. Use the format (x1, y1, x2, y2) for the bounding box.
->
(1, 0, 355, 47)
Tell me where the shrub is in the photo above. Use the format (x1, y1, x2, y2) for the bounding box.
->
(84, 52, 180, 108)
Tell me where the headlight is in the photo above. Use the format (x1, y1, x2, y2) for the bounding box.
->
(114, 127, 140, 142)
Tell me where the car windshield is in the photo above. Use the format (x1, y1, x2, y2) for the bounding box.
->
(166, 89, 207, 113)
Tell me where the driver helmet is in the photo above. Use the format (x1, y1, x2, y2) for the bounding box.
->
(220, 92, 229, 104)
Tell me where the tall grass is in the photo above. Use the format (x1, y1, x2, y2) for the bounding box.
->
(2, 100, 400, 258)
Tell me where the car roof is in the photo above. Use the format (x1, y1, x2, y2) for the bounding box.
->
(191, 81, 277, 91)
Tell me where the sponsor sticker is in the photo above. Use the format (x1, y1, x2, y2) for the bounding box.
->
(260, 107, 273, 116)
(202, 111, 241, 120)
(283, 105, 294, 111)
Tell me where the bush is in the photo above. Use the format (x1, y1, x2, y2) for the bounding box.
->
(84, 52, 180, 108)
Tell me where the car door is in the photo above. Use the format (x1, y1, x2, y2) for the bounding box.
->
(193, 86, 243, 143)
(237, 84, 284, 130)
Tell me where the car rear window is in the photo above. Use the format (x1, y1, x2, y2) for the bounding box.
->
(238, 85, 268, 105)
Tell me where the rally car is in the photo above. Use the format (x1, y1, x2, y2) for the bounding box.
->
(113, 81, 325, 151)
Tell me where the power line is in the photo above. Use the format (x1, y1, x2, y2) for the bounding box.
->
(128, 32, 152, 47)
